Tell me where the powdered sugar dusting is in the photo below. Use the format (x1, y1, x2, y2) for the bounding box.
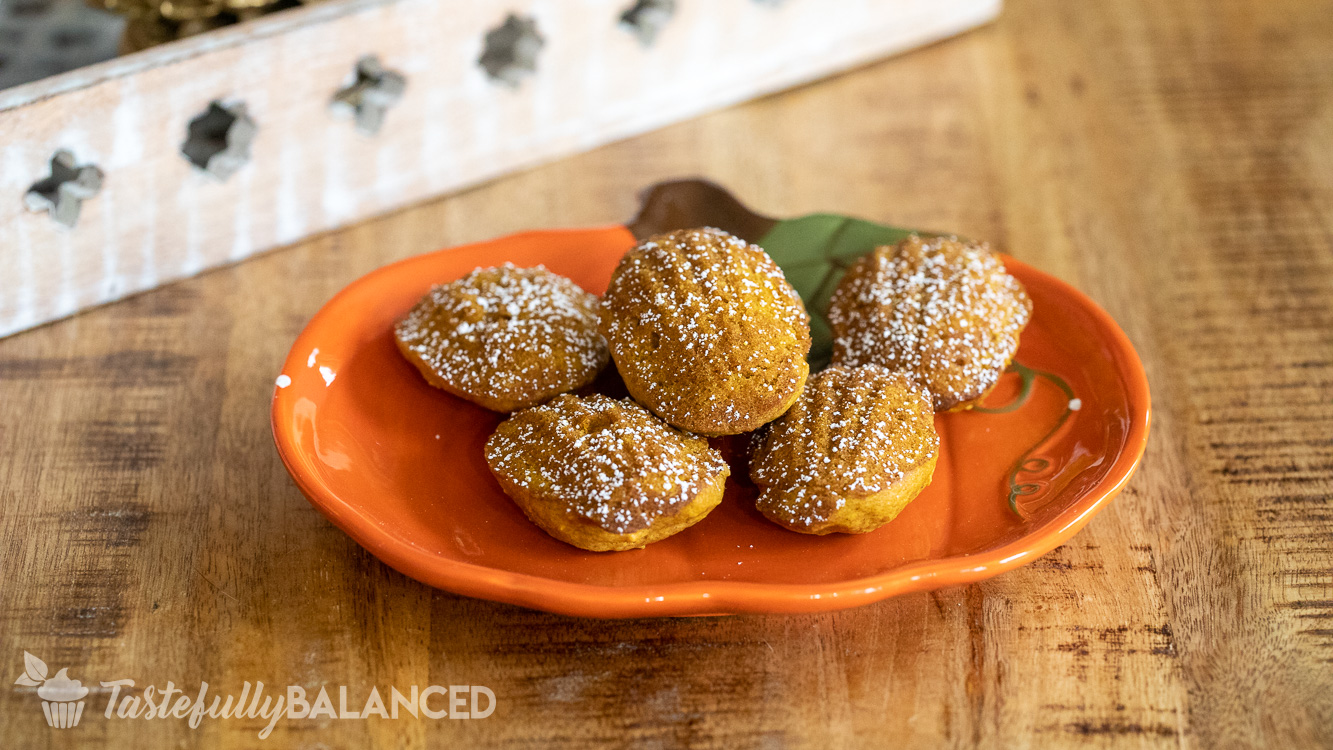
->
(485, 394, 729, 534)
(828, 236, 1031, 411)
(600, 228, 811, 433)
(750, 364, 937, 529)
(395, 264, 608, 411)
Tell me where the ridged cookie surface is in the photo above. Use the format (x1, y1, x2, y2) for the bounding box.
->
(599, 228, 811, 436)
(395, 264, 608, 413)
(828, 236, 1031, 411)
(749, 365, 938, 535)
(485, 394, 730, 551)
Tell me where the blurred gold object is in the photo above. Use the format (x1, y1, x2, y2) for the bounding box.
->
(92, 0, 315, 51)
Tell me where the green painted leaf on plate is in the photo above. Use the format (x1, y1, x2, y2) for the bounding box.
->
(756, 213, 928, 369)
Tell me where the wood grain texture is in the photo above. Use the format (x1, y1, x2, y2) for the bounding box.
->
(0, 0, 999, 339)
(1, 0, 1331, 746)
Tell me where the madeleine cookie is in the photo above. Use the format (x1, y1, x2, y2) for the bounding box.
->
(828, 236, 1032, 411)
(749, 365, 938, 535)
(395, 264, 608, 412)
(485, 394, 730, 552)
(599, 228, 811, 436)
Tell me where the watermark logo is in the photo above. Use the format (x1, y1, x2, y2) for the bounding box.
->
(13, 650, 494, 738)
(14, 652, 89, 729)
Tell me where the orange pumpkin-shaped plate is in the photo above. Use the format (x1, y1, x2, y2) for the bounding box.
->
(271, 181, 1150, 617)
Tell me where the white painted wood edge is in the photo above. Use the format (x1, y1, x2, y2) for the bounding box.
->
(0, 0, 1001, 338)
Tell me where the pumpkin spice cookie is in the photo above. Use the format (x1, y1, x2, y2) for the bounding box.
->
(828, 235, 1032, 411)
(485, 394, 730, 551)
(599, 227, 811, 436)
(749, 364, 938, 535)
(394, 264, 608, 412)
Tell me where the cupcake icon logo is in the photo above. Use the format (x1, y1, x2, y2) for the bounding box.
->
(14, 652, 89, 728)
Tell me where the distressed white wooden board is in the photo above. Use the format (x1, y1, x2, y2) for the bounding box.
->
(0, 0, 1000, 338)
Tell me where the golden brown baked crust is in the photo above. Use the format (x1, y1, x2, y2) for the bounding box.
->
(395, 264, 608, 413)
(599, 228, 811, 436)
(828, 236, 1032, 412)
(484, 394, 731, 551)
(749, 364, 938, 535)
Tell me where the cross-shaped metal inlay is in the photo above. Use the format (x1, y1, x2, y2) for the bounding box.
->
(331, 55, 407, 136)
(620, 0, 675, 45)
(478, 14, 544, 87)
(24, 150, 103, 228)
(180, 101, 257, 180)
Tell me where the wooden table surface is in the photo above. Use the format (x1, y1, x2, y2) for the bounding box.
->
(3, 0, 1331, 746)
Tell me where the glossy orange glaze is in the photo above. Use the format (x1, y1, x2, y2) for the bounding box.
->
(271, 226, 1150, 617)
